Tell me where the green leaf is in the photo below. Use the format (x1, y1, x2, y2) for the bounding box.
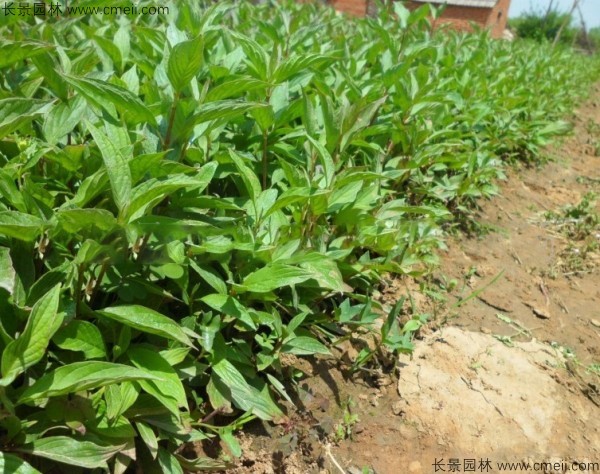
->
(86, 121, 132, 215)
(42, 97, 87, 145)
(125, 162, 216, 222)
(0, 453, 41, 474)
(239, 264, 313, 293)
(220, 428, 242, 458)
(281, 336, 331, 356)
(18, 361, 160, 403)
(136, 422, 158, 459)
(105, 382, 139, 421)
(128, 346, 189, 415)
(53, 320, 107, 359)
(0, 246, 16, 295)
(189, 260, 227, 295)
(97, 306, 195, 347)
(175, 453, 234, 472)
(57, 208, 117, 234)
(212, 359, 283, 421)
(32, 52, 69, 101)
(65, 75, 155, 124)
(1, 285, 62, 386)
(0, 98, 49, 140)
(273, 53, 333, 83)
(158, 448, 184, 474)
(0, 42, 52, 68)
(227, 31, 269, 80)
(228, 150, 261, 200)
(168, 35, 204, 92)
(205, 76, 266, 101)
(201, 294, 257, 330)
(16, 436, 124, 470)
(192, 100, 266, 125)
(305, 134, 335, 186)
(0, 211, 46, 242)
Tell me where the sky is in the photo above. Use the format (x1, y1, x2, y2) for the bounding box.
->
(508, 0, 600, 29)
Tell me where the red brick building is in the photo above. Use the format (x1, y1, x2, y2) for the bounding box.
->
(330, 0, 512, 39)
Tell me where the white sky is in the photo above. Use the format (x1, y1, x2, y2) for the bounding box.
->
(508, 0, 600, 28)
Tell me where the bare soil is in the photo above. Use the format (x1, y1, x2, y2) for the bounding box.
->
(206, 86, 600, 473)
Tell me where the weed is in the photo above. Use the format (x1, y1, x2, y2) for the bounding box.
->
(333, 398, 359, 442)
(544, 192, 600, 275)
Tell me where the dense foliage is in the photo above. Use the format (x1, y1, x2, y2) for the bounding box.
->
(509, 9, 577, 45)
(0, 0, 597, 471)
(509, 7, 600, 51)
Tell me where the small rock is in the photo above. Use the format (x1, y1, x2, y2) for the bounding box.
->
(347, 468, 364, 474)
(376, 374, 393, 387)
(525, 303, 551, 319)
(591, 319, 600, 328)
(480, 327, 492, 335)
(392, 400, 405, 416)
(408, 461, 422, 473)
(531, 307, 551, 319)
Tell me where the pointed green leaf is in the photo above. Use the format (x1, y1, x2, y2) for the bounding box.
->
(281, 336, 331, 356)
(136, 422, 158, 459)
(125, 162, 216, 222)
(0, 98, 49, 140)
(158, 448, 184, 474)
(0, 452, 41, 474)
(205, 76, 266, 101)
(228, 150, 261, 200)
(168, 35, 204, 92)
(0, 247, 16, 295)
(43, 97, 87, 145)
(0, 211, 46, 242)
(192, 100, 266, 125)
(128, 346, 188, 415)
(97, 306, 195, 347)
(86, 121, 132, 215)
(16, 436, 124, 470)
(201, 294, 257, 330)
(57, 208, 117, 234)
(53, 320, 107, 359)
(212, 359, 283, 420)
(0, 42, 52, 69)
(240, 264, 313, 293)
(1, 285, 62, 386)
(65, 75, 154, 124)
(18, 361, 160, 403)
(105, 382, 139, 421)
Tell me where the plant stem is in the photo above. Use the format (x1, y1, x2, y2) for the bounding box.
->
(163, 91, 180, 151)
(262, 128, 269, 190)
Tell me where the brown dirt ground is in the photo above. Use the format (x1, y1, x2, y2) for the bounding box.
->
(204, 85, 600, 474)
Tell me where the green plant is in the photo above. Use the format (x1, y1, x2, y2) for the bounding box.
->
(544, 192, 599, 275)
(0, 0, 598, 471)
(333, 398, 359, 442)
(509, 8, 577, 45)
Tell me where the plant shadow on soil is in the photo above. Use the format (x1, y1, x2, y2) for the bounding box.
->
(196, 86, 600, 474)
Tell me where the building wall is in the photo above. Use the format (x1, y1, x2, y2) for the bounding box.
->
(410, 3, 491, 33)
(331, 1, 511, 39)
(331, 0, 367, 16)
(486, 0, 511, 38)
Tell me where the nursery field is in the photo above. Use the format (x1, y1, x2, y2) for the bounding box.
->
(0, 1, 598, 472)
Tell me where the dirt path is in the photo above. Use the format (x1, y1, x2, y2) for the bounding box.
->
(227, 86, 600, 474)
